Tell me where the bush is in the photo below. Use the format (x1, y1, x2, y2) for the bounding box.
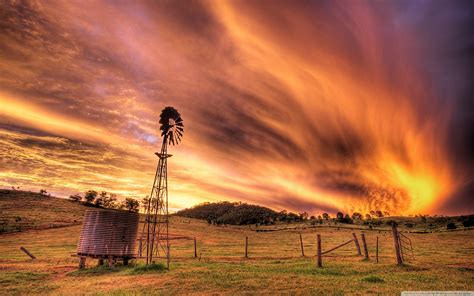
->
(462, 217, 474, 228)
(446, 222, 457, 230)
(69, 194, 82, 202)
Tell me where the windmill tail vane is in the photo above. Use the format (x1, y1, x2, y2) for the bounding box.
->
(141, 106, 183, 268)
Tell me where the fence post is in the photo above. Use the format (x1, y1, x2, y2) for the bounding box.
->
(299, 234, 305, 257)
(316, 234, 322, 267)
(391, 223, 403, 265)
(194, 237, 197, 258)
(245, 236, 248, 258)
(376, 236, 379, 263)
(352, 233, 362, 256)
(361, 233, 369, 259)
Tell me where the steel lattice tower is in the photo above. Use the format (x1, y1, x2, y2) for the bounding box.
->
(142, 107, 183, 268)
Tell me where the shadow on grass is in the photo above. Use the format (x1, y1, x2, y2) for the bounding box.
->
(68, 262, 166, 277)
(68, 264, 129, 277)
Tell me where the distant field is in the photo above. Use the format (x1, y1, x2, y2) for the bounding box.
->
(0, 190, 473, 295)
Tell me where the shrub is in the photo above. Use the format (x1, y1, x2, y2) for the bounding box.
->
(462, 217, 474, 228)
(446, 222, 457, 230)
(69, 194, 82, 202)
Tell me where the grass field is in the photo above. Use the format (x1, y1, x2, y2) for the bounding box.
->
(1, 191, 473, 295)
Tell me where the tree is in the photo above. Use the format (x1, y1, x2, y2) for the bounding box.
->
(141, 196, 150, 212)
(369, 210, 376, 216)
(39, 189, 47, 196)
(365, 214, 372, 220)
(122, 198, 139, 212)
(383, 211, 390, 217)
(352, 212, 363, 220)
(94, 191, 107, 207)
(343, 214, 353, 224)
(336, 212, 344, 221)
(375, 210, 384, 218)
(322, 213, 330, 220)
(84, 190, 98, 204)
(310, 215, 316, 220)
(69, 194, 82, 202)
(103, 193, 117, 209)
(446, 222, 456, 230)
(299, 212, 309, 220)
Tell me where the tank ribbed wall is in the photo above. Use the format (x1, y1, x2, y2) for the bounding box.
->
(77, 209, 139, 257)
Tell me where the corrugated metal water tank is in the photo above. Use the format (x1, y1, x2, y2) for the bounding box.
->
(77, 209, 139, 258)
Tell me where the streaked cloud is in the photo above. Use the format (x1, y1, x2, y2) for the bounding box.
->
(0, 0, 472, 215)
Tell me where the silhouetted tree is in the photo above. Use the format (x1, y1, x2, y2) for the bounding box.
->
(336, 212, 344, 221)
(39, 189, 47, 196)
(365, 214, 372, 220)
(375, 210, 384, 218)
(352, 212, 363, 220)
(84, 190, 98, 204)
(122, 198, 140, 212)
(322, 213, 330, 220)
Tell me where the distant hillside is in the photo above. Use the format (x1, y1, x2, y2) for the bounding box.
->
(0, 189, 87, 233)
(175, 201, 281, 225)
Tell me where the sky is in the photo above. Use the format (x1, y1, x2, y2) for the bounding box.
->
(0, 0, 473, 215)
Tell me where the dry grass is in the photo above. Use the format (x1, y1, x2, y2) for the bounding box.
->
(0, 190, 85, 233)
(1, 215, 473, 295)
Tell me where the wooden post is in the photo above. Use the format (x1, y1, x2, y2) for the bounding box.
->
(352, 233, 362, 256)
(316, 234, 322, 268)
(245, 236, 248, 258)
(123, 257, 129, 266)
(361, 233, 369, 259)
(392, 224, 403, 265)
(194, 237, 198, 258)
(376, 236, 379, 263)
(97, 258, 104, 266)
(79, 256, 86, 269)
(108, 256, 114, 268)
(19, 246, 36, 259)
(299, 234, 305, 257)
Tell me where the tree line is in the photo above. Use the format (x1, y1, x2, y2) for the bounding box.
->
(68, 190, 139, 212)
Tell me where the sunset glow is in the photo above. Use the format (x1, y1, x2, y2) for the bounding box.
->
(1, 1, 472, 215)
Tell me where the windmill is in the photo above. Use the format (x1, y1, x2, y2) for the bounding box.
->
(142, 106, 183, 268)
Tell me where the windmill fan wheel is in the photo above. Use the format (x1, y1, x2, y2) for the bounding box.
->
(159, 106, 183, 145)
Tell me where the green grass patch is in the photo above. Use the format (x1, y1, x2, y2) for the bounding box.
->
(361, 275, 385, 283)
(127, 263, 166, 275)
(0, 271, 49, 285)
(68, 264, 127, 276)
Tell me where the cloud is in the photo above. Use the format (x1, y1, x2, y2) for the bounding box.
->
(0, 0, 472, 215)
